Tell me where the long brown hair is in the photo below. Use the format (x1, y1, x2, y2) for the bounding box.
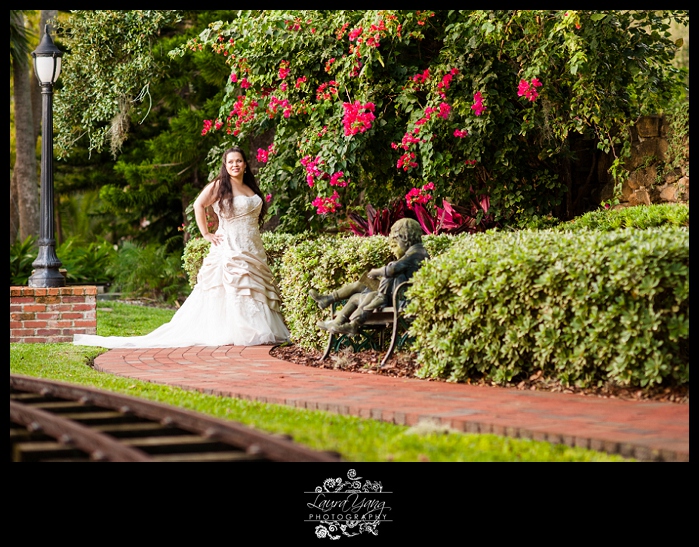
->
(212, 146, 268, 227)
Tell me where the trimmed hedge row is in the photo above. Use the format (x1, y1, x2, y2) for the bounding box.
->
(277, 233, 459, 350)
(181, 204, 688, 389)
(406, 227, 689, 388)
(183, 231, 458, 349)
(555, 202, 689, 232)
(278, 235, 395, 350)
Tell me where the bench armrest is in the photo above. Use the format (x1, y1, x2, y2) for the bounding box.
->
(392, 280, 413, 311)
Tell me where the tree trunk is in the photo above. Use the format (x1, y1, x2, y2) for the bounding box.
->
(11, 11, 40, 241)
(10, 171, 20, 245)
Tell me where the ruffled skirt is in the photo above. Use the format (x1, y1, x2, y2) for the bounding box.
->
(74, 244, 290, 349)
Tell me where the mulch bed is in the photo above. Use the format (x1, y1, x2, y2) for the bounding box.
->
(270, 344, 689, 405)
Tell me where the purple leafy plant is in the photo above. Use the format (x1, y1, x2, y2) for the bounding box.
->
(347, 199, 409, 236)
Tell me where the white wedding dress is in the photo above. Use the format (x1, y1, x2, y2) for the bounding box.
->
(74, 194, 290, 348)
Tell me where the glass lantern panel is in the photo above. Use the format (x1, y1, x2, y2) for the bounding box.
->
(35, 56, 61, 85)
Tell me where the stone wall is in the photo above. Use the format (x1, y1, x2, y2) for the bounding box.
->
(10, 286, 97, 343)
(600, 114, 690, 209)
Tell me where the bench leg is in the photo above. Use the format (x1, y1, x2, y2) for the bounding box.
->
(320, 333, 334, 361)
(380, 311, 401, 368)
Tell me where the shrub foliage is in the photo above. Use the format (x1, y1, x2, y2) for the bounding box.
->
(406, 227, 689, 388)
(558, 203, 689, 232)
(278, 235, 394, 349)
(169, 10, 688, 230)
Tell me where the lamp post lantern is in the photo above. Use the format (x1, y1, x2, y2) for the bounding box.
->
(28, 25, 65, 288)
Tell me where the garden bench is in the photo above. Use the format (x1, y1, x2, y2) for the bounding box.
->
(319, 280, 414, 368)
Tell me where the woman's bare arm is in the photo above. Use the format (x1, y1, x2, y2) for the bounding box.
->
(193, 181, 223, 245)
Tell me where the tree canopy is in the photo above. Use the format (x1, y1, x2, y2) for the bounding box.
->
(52, 10, 237, 248)
(52, 10, 689, 238)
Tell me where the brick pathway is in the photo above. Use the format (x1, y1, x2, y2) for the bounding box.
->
(94, 345, 689, 462)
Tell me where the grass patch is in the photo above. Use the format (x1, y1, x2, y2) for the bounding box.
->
(93, 301, 177, 336)
(9, 301, 630, 462)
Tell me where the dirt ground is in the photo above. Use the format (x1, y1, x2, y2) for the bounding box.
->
(270, 344, 689, 405)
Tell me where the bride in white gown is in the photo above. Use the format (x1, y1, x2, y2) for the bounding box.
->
(74, 146, 290, 349)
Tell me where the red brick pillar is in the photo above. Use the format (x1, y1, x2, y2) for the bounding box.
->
(10, 286, 97, 343)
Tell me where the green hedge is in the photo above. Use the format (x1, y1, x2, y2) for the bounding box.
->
(277, 233, 459, 350)
(180, 205, 689, 391)
(406, 227, 689, 388)
(278, 235, 394, 350)
(182, 231, 457, 348)
(556, 203, 689, 232)
(512, 202, 689, 232)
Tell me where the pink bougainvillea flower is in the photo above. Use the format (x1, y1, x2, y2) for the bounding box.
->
(312, 190, 342, 215)
(230, 73, 238, 83)
(438, 102, 451, 119)
(201, 119, 223, 136)
(517, 79, 530, 97)
(342, 101, 376, 136)
(316, 81, 339, 101)
(348, 27, 363, 42)
(412, 68, 430, 84)
(397, 152, 418, 171)
(286, 18, 301, 31)
(400, 132, 422, 149)
(437, 72, 453, 91)
(454, 129, 469, 138)
(267, 96, 293, 118)
(336, 22, 350, 40)
(278, 60, 290, 80)
(330, 171, 348, 187)
(517, 78, 543, 102)
(471, 91, 486, 116)
(301, 154, 327, 188)
(265, 193, 273, 203)
(256, 148, 269, 163)
(405, 182, 434, 209)
(225, 95, 259, 136)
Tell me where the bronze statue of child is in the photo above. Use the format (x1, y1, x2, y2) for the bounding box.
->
(310, 218, 429, 336)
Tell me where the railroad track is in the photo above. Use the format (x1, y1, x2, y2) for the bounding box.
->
(10, 374, 343, 462)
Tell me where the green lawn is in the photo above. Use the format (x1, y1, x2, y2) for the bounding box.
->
(9, 301, 630, 462)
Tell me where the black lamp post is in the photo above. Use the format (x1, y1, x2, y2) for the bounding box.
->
(28, 26, 65, 288)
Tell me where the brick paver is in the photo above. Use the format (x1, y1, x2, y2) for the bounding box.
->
(94, 345, 689, 461)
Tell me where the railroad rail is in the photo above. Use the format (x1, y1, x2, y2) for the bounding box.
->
(10, 374, 343, 462)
